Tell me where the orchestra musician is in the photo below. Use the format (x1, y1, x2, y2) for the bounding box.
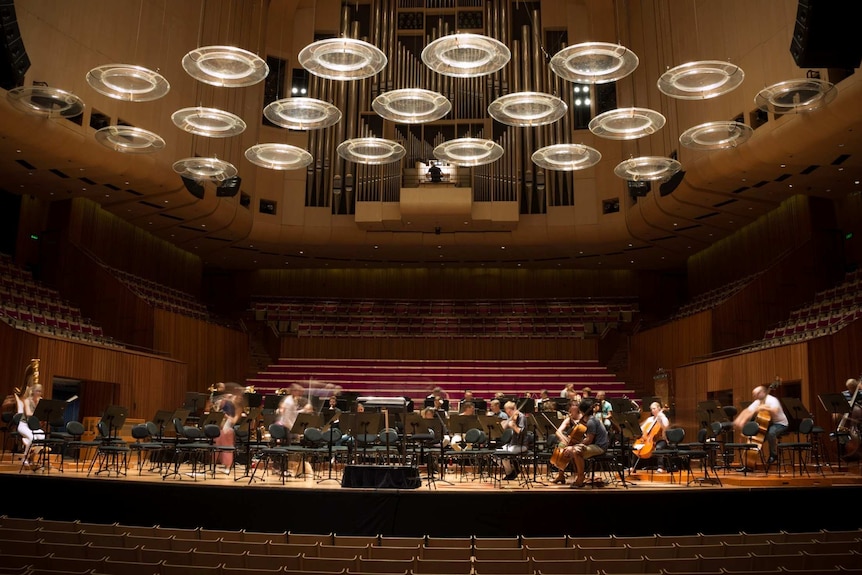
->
(563, 398, 609, 488)
(551, 402, 584, 484)
(424, 386, 450, 414)
(631, 402, 670, 473)
(734, 385, 788, 465)
(498, 401, 529, 480)
(212, 382, 241, 474)
(15, 360, 45, 468)
(276, 383, 313, 441)
(488, 398, 508, 420)
(595, 390, 613, 431)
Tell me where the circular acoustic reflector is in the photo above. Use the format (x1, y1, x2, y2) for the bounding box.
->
(549, 42, 639, 84)
(263, 97, 342, 130)
(372, 88, 451, 123)
(589, 107, 665, 140)
(95, 126, 166, 153)
(532, 144, 601, 171)
(421, 33, 510, 78)
(298, 37, 387, 81)
(679, 121, 753, 151)
(172, 157, 237, 181)
(754, 78, 837, 114)
(657, 60, 744, 100)
(336, 138, 406, 165)
(6, 86, 84, 118)
(182, 45, 269, 87)
(614, 156, 682, 182)
(434, 138, 504, 167)
(488, 92, 567, 127)
(171, 107, 246, 138)
(86, 64, 170, 101)
(245, 144, 313, 170)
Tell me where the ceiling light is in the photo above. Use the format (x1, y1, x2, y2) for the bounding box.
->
(263, 97, 342, 130)
(754, 78, 837, 114)
(589, 107, 665, 140)
(245, 144, 313, 170)
(679, 121, 753, 150)
(614, 156, 682, 181)
(549, 42, 639, 84)
(6, 86, 84, 118)
(488, 92, 567, 127)
(182, 46, 269, 87)
(95, 126, 166, 153)
(172, 157, 237, 181)
(372, 89, 451, 123)
(299, 37, 387, 81)
(434, 138, 504, 167)
(657, 61, 744, 99)
(531, 144, 601, 171)
(86, 64, 170, 101)
(336, 138, 406, 165)
(421, 33, 510, 78)
(171, 107, 246, 137)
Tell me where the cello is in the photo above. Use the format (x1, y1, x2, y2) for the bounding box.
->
(632, 416, 662, 459)
(743, 377, 781, 469)
(550, 417, 586, 470)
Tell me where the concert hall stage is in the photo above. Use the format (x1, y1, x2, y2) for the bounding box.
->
(1, 462, 861, 537)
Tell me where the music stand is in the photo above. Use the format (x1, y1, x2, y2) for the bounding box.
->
(477, 414, 505, 444)
(33, 399, 67, 429)
(779, 397, 809, 437)
(151, 410, 173, 440)
(262, 394, 282, 414)
(423, 414, 453, 486)
(532, 412, 561, 453)
(184, 392, 209, 419)
(517, 397, 535, 413)
(101, 405, 129, 440)
(402, 412, 433, 479)
(200, 411, 226, 429)
(244, 392, 262, 409)
(235, 407, 262, 481)
(448, 414, 480, 442)
(819, 393, 852, 469)
(353, 413, 382, 462)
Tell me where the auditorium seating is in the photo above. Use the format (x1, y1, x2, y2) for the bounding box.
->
(670, 272, 762, 320)
(251, 296, 638, 339)
(102, 264, 213, 322)
(3, 517, 859, 575)
(0, 253, 117, 348)
(245, 358, 633, 405)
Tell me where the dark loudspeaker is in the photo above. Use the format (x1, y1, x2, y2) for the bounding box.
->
(627, 180, 650, 197)
(215, 176, 241, 197)
(790, 1, 861, 69)
(181, 176, 205, 200)
(0, 0, 31, 90)
(659, 170, 686, 197)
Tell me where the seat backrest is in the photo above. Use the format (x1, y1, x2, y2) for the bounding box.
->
(182, 426, 202, 440)
(131, 424, 150, 441)
(665, 427, 685, 445)
(697, 428, 708, 443)
(146, 421, 160, 437)
(464, 428, 482, 444)
(27, 415, 42, 432)
(741, 420, 761, 439)
(498, 428, 514, 446)
(269, 423, 287, 442)
(96, 420, 111, 439)
(710, 421, 723, 438)
(66, 420, 84, 437)
(303, 427, 323, 445)
(377, 428, 398, 445)
(798, 418, 814, 435)
(203, 424, 221, 440)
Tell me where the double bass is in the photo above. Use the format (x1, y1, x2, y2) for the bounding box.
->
(838, 380, 862, 461)
(744, 377, 781, 469)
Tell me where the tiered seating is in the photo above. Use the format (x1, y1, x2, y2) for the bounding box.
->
(245, 358, 632, 403)
(671, 272, 763, 320)
(251, 297, 638, 339)
(747, 270, 862, 351)
(2, 516, 861, 575)
(106, 265, 212, 321)
(0, 253, 118, 348)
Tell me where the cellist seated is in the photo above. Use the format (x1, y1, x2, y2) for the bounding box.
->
(631, 402, 669, 473)
(733, 384, 789, 466)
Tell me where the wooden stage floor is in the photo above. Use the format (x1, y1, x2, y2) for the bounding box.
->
(2, 453, 861, 538)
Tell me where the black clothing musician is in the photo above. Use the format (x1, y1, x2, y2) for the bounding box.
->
(424, 386, 450, 413)
(427, 163, 443, 182)
(498, 401, 529, 480)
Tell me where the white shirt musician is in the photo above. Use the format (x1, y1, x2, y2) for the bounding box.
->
(16, 383, 46, 467)
(734, 385, 788, 464)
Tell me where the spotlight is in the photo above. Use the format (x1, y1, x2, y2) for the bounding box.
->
(216, 176, 241, 198)
(181, 175, 205, 199)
